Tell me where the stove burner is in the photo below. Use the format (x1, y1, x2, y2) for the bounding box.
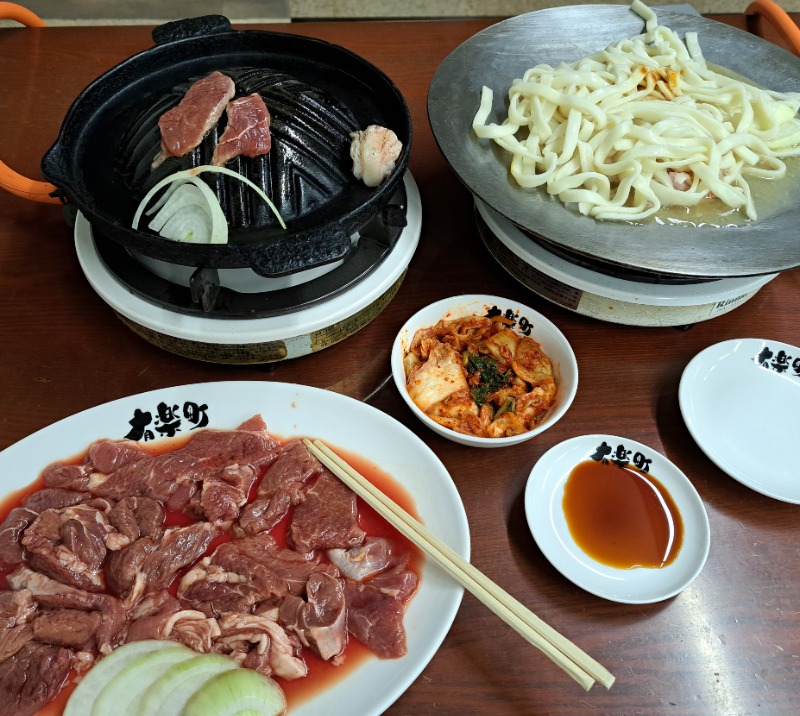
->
(518, 227, 716, 285)
(92, 183, 408, 318)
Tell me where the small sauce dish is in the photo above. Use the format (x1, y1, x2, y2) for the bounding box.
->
(524, 434, 710, 603)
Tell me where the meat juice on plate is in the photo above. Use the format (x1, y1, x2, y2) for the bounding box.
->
(0, 420, 422, 715)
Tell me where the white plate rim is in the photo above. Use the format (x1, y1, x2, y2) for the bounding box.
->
(678, 337, 800, 504)
(0, 381, 469, 715)
(524, 434, 710, 604)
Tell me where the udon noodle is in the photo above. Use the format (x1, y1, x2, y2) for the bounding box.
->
(472, 0, 800, 221)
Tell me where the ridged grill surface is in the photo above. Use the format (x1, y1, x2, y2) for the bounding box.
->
(118, 67, 357, 234)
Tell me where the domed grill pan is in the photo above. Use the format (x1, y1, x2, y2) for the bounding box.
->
(40, 16, 411, 277)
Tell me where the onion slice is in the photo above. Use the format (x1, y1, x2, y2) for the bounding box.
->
(132, 165, 286, 244)
(148, 181, 226, 244)
(182, 667, 287, 716)
(63, 640, 190, 716)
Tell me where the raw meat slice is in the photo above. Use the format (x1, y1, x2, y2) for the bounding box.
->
(0, 643, 73, 716)
(153, 71, 236, 169)
(238, 441, 325, 536)
(288, 471, 365, 553)
(211, 93, 272, 166)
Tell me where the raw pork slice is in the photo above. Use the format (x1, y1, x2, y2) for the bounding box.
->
(152, 71, 235, 169)
(211, 93, 272, 166)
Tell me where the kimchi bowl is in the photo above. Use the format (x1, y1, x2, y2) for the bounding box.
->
(391, 295, 578, 447)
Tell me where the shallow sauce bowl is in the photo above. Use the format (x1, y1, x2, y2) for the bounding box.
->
(391, 294, 578, 447)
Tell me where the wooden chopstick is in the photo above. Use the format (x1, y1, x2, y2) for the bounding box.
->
(304, 438, 615, 691)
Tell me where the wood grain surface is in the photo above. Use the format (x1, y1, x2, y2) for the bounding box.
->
(1, 13, 798, 716)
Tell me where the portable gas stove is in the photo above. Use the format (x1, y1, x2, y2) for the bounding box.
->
(476, 198, 777, 328)
(75, 173, 420, 363)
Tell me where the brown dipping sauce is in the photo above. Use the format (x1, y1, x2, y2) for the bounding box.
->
(562, 460, 683, 569)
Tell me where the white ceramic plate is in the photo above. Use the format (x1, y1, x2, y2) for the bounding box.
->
(0, 381, 469, 715)
(524, 434, 710, 604)
(679, 338, 800, 504)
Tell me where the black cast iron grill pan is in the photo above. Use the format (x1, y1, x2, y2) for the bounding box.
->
(40, 16, 412, 277)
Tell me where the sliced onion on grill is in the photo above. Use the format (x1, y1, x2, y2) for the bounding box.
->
(132, 165, 286, 244)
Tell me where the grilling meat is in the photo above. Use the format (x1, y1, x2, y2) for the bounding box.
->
(152, 70, 236, 169)
(0, 414, 419, 713)
(212, 92, 272, 166)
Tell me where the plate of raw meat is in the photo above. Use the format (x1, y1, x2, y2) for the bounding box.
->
(0, 381, 470, 716)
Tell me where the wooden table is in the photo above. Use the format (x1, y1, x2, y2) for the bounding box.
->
(1, 11, 799, 716)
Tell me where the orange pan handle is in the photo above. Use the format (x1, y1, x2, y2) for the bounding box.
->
(745, 0, 800, 55)
(0, 1, 45, 26)
(0, 2, 61, 203)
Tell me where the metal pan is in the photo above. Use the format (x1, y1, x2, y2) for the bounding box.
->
(428, 4, 800, 279)
(5, 15, 411, 277)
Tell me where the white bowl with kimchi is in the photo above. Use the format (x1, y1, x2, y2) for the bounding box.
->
(392, 295, 578, 447)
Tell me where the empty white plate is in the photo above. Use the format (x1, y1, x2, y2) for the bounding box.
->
(679, 338, 800, 504)
(524, 434, 710, 604)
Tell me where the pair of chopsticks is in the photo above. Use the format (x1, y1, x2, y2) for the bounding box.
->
(303, 439, 615, 691)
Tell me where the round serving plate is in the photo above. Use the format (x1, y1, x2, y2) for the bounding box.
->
(679, 338, 800, 503)
(524, 434, 710, 604)
(0, 381, 470, 715)
(429, 4, 800, 279)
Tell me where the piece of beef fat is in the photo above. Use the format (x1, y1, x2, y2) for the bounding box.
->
(152, 71, 236, 169)
(125, 593, 219, 652)
(288, 471, 366, 553)
(327, 537, 409, 582)
(211, 93, 272, 166)
(0, 643, 73, 716)
(214, 612, 308, 680)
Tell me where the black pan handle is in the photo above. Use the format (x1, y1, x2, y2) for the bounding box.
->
(152, 15, 233, 46)
(246, 227, 354, 278)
